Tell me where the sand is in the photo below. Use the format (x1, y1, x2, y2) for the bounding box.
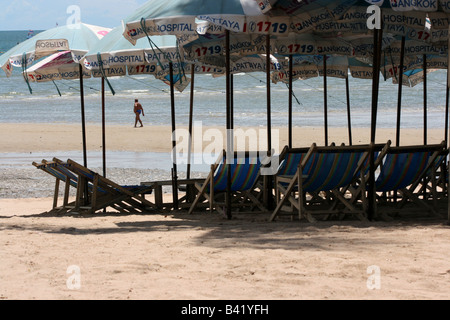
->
(0, 122, 447, 153)
(0, 123, 449, 300)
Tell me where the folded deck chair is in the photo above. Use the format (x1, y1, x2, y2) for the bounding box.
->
(33, 159, 79, 212)
(187, 150, 266, 215)
(370, 142, 447, 217)
(270, 142, 391, 222)
(35, 158, 155, 214)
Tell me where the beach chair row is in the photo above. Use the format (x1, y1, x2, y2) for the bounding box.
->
(186, 140, 448, 221)
(33, 158, 155, 214)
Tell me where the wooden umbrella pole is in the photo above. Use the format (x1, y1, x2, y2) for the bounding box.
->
(288, 54, 293, 148)
(231, 73, 234, 130)
(187, 65, 195, 180)
(368, 27, 382, 221)
(266, 35, 272, 152)
(265, 34, 274, 210)
(225, 30, 232, 220)
(169, 62, 179, 211)
(323, 55, 328, 146)
(423, 54, 428, 145)
(79, 64, 87, 168)
(396, 36, 405, 147)
(445, 75, 449, 147)
(79, 64, 88, 205)
(101, 77, 106, 178)
(345, 76, 352, 146)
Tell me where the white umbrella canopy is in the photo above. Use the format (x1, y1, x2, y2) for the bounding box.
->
(25, 50, 92, 83)
(82, 24, 193, 93)
(0, 23, 111, 179)
(0, 23, 110, 78)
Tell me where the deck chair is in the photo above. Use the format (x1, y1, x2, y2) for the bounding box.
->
(33, 159, 79, 212)
(187, 150, 267, 215)
(269, 142, 391, 222)
(370, 142, 447, 217)
(35, 158, 155, 214)
(412, 148, 449, 203)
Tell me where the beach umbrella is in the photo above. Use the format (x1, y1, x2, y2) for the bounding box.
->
(0, 23, 110, 207)
(83, 23, 208, 210)
(24, 50, 92, 91)
(122, 0, 450, 217)
(83, 24, 180, 209)
(0, 23, 110, 169)
(121, 0, 378, 216)
(121, 0, 269, 217)
(0, 23, 109, 83)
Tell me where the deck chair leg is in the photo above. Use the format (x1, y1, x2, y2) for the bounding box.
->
(90, 174, 99, 214)
(53, 178, 60, 210)
(298, 173, 304, 221)
(297, 174, 316, 222)
(188, 182, 210, 214)
(331, 189, 368, 222)
(63, 178, 70, 208)
(400, 189, 439, 216)
(74, 175, 84, 212)
(269, 172, 299, 221)
(210, 179, 214, 213)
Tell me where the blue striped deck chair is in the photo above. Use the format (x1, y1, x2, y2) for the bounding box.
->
(188, 150, 266, 215)
(273, 146, 310, 207)
(373, 142, 446, 217)
(51, 158, 155, 214)
(270, 143, 385, 222)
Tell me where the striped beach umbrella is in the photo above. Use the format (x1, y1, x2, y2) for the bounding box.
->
(0, 23, 111, 186)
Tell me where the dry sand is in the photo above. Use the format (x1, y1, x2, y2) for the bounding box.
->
(0, 122, 447, 153)
(0, 123, 449, 300)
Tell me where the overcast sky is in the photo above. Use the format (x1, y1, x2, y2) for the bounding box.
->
(0, 0, 149, 30)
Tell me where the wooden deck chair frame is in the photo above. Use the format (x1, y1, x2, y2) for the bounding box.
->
(33, 159, 79, 213)
(269, 142, 391, 222)
(407, 148, 449, 205)
(369, 142, 447, 218)
(187, 150, 267, 215)
(52, 158, 155, 214)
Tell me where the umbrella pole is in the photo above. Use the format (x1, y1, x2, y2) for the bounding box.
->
(423, 54, 428, 145)
(396, 36, 405, 147)
(266, 35, 272, 152)
(345, 76, 352, 146)
(79, 64, 89, 205)
(101, 77, 106, 178)
(225, 30, 232, 220)
(445, 75, 449, 148)
(448, 34, 450, 224)
(79, 64, 88, 168)
(230, 73, 234, 129)
(169, 62, 179, 211)
(368, 27, 383, 221)
(187, 65, 195, 180)
(264, 34, 274, 210)
(289, 54, 293, 148)
(323, 55, 328, 146)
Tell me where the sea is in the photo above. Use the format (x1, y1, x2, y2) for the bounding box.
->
(1, 30, 449, 171)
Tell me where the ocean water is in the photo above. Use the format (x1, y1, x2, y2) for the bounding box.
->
(1, 30, 449, 131)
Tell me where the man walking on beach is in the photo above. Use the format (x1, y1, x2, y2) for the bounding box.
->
(134, 99, 145, 127)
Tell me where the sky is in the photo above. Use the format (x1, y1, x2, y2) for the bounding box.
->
(0, 0, 149, 30)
